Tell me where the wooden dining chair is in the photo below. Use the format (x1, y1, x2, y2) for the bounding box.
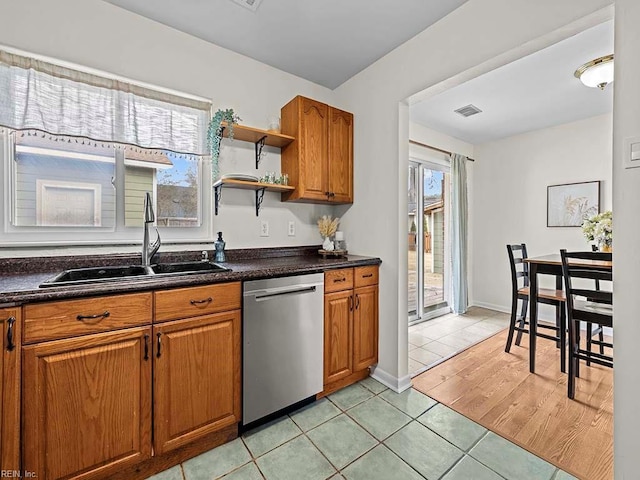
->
(505, 244, 567, 372)
(587, 244, 606, 365)
(560, 249, 612, 399)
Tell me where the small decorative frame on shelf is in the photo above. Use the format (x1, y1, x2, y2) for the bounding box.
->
(213, 179, 295, 217)
(547, 180, 600, 227)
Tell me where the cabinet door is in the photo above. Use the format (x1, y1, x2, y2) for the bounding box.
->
(324, 290, 353, 385)
(328, 107, 354, 203)
(23, 327, 152, 480)
(299, 97, 329, 201)
(153, 310, 241, 454)
(353, 285, 379, 372)
(0, 308, 20, 472)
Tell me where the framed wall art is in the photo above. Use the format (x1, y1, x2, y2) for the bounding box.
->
(547, 181, 600, 227)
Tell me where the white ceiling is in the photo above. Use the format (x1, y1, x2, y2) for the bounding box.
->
(103, 0, 469, 89)
(410, 21, 614, 145)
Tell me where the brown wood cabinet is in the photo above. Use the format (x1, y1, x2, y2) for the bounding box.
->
(23, 327, 152, 480)
(281, 96, 353, 204)
(153, 310, 241, 455)
(322, 266, 379, 396)
(21, 283, 241, 480)
(324, 290, 353, 385)
(0, 307, 20, 472)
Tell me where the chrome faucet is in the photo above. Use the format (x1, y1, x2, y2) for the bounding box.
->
(142, 192, 161, 266)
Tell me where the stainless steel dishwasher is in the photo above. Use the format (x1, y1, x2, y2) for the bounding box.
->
(243, 273, 324, 426)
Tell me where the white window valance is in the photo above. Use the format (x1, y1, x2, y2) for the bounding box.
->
(0, 50, 211, 156)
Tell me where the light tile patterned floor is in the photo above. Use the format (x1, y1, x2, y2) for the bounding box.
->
(147, 377, 576, 480)
(408, 306, 510, 375)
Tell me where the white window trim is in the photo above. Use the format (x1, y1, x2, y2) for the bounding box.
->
(36, 179, 102, 227)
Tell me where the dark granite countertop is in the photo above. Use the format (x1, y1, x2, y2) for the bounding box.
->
(0, 246, 381, 305)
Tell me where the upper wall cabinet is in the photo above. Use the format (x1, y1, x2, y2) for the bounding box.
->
(280, 96, 353, 204)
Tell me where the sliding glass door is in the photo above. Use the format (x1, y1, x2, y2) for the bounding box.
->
(408, 160, 450, 323)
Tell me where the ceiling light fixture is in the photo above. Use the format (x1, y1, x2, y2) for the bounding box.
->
(574, 54, 614, 90)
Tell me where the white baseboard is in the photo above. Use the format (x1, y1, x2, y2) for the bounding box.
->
(471, 301, 613, 335)
(370, 366, 412, 393)
(471, 301, 510, 315)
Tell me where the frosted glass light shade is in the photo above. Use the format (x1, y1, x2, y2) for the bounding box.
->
(575, 55, 614, 90)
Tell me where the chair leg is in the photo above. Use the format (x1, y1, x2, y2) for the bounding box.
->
(599, 329, 605, 356)
(586, 322, 593, 366)
(515, 298, 528, 346)
(575, 321, 581, 379)
(505, 294, 519, 353)
(559, 307, 566, 374)
(568, 318, 577, 399)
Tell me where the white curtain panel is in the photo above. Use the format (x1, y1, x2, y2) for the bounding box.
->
(0, 51, 211, 155)
(450, 153, 469, 314)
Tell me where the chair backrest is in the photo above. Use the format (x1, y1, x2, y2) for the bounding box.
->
(506, 244, 529, 294)
(560, 249, 613, 327)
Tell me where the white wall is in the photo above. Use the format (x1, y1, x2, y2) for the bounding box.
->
(0, 0, 336, 255)
(333, 0, 612, 388)
(471, 114, 612, 315)
(613, 0, 640, 475)
(409, 123, 475, 160)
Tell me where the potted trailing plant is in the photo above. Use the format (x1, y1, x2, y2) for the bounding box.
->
(582, 210, 612, 252)
(207, 108, 241, 181)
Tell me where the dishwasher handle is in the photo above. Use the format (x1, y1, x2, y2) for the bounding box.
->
(253, 285, 317, 301)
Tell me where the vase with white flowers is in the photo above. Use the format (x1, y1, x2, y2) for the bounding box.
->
(317, 215, 340, 251)
(582, 210, 612, 252)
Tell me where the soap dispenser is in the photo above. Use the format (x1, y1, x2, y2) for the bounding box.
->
(214, 232, 226, 263)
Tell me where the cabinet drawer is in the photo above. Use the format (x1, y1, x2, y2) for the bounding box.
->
(23, 292, 152, 344)
(354, 266, 379, 288)
(324, 268, 354, 293)
(155, 282, 241, 322)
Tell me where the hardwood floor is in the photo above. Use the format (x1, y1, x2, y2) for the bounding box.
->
(412, 329, 613, 480)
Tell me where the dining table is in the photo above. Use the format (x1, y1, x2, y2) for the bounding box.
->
(523, 254, 613, 373)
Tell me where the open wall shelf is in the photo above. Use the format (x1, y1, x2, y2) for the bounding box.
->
(221, 123, 295, 168)
(213, 179, 295, 216)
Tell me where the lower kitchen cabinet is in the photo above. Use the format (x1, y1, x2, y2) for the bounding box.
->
(323, 266, 379, 395)
(353, 285, 379, 372)
(1, 307, 20, 472)
(324, 290, 353, 385)
(21, 283, 242, 480)
(153, 310, 241, 454)
(22, 327, 152, 480)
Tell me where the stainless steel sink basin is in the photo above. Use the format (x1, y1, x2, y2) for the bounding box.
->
(151, 261, 230, 275)
(40, 265, 152, 287)
(39, 261, 231, 287)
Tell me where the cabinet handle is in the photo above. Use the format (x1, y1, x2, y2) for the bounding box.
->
(362, 273, 373, 278)
(190, 297, 212, 306)
(334, 277, 346, 283)
(143, 334, 150, 361)
(355, 294, 360, 309)
(156, 333, 162, 358)
(325, 191, 331, 197)
(6, 316, 15, 352)
(349, 295, 354, 311)
(76, 311, 110, 322)
(329, 192, 336, 198)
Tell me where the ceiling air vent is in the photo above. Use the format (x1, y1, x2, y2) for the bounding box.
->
(230, 0, 264, 12)
(454, 104, 483, 118)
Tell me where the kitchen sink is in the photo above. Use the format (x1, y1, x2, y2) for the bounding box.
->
(151, 261, 230, 275)
(40, 261, 231, 287)
(40, 265, 153, 287)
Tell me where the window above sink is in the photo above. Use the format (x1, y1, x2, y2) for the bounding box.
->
(0, 46, 214, 247)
